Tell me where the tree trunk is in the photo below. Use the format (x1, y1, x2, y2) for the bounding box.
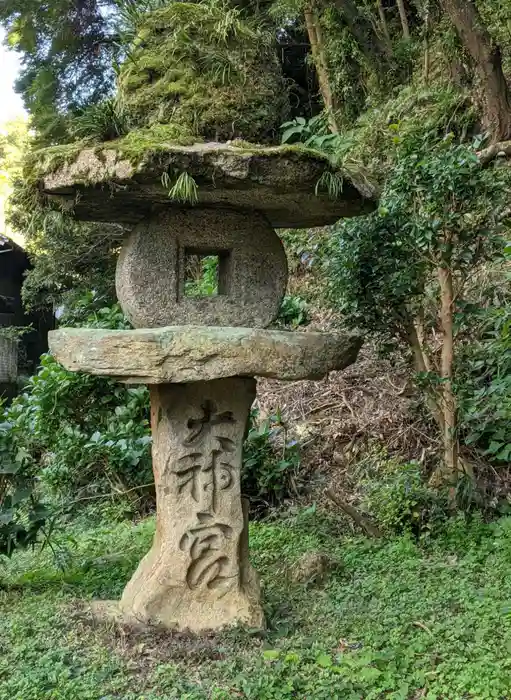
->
(376, 0, 391, 45)
(407, 320, 445, 432)
(396, 0, 411, 39)
(440, 0, 511, 141)
(304, 6, 339, 133)
(423, 1, 430, 82)
(437, 245, 459, 483)
(334, 0, 391, 74)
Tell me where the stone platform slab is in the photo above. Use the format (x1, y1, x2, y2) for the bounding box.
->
(49, 326, 362, 383)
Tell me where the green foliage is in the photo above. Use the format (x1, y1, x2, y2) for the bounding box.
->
(281, 114, 339, 151)
(117, 0, 289, 142)
(183, 254, 219, 297)
(58, 293, 131, 330)
(358, 457, 450, 537)
(344, 84, 477, 179)
(326, 139, 507, 341)
(164, 170, 199, 205)
(112, 0, 170, 46)
(5, 354, 152, 505)
(0, 325, 31, 342)
(478, 0, 511, 77)
(8, 180, 122, 312)
(68, 98, 131, 142)
(0, 416, 48, 558)
(459, 303, 511, 464)
(4, 511, 511, 697)
(281, 85, 477, 183)
(323, 137, 511, 470)
(0, 295, 151, 533)
(0, 0, 120, 144)
(275, 294, 309, 329)
(242, 409, 301, 513)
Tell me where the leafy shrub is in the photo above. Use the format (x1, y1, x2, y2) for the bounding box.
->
(275, 295, 309, 329)
(358, 458, 450, 538)
(58, 293, 130, 329)
(459, 304, 511, 463)
(0, 415, 49, 557)
(280, 114, 341, 152)
(6, 355, 153, 507)
(242, 409, 301, 514)
(0, 295, 153, 539)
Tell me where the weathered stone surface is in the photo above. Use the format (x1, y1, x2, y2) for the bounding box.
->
(116, 208, 288, 328)
(119, 378, 264, 631)
(48, 326, 363, 383)
(288, 552, 340, 587)
(36, 142, 376, 228)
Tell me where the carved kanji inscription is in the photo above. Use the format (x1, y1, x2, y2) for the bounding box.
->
(180, 513, 234, 593)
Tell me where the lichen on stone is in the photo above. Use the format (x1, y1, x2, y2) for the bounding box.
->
(117, 1, 289, 142)
(24, 124, 196, 184)
(24, 140, 89, 183)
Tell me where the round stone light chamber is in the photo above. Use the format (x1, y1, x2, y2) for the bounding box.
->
(116, 207, 288, 329)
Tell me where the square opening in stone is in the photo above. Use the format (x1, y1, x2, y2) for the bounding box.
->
(183, 249, 230, 297)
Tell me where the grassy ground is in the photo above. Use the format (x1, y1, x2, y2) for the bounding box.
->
(1, 510, 511, 700)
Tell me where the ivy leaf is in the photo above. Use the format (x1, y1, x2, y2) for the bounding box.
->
(281, 126, 302, 144)
(262, 650, 280, 661)
(316, 653, 333, 668)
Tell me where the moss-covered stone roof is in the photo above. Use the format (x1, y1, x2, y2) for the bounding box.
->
(31, 136, 376, 228)
(117, 2, 289, 142)
(22, 3, 377, 228)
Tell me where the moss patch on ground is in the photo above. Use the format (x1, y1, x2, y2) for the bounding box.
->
(2, 511, 511, 699)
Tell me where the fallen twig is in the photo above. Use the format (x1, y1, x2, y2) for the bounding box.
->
(325, 488, 382, 538)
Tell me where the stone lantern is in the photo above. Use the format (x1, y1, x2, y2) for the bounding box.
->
(39, 142, 374, 632)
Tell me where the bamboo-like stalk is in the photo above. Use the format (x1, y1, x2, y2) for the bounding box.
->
(396, 0, 411, 39)
(304, 5, 339, 133)
(376, 0, 391, 44)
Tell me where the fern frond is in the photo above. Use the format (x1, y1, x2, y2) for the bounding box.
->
(168, 171, 199, 205)
(315, 171, 344, 199)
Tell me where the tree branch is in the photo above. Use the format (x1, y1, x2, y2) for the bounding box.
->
(477, 140, 511, 165)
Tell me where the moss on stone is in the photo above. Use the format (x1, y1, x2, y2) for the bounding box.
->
(102, 123, 199, 163)
(24, 140, 88, 183)
(25, 125, 199, 184)
(117, 2, 289, 142)
(226, 140, 330, 161)
(26, 127, 335, 188)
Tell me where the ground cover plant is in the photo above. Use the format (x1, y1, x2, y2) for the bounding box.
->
(2, 509, 511, 699)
